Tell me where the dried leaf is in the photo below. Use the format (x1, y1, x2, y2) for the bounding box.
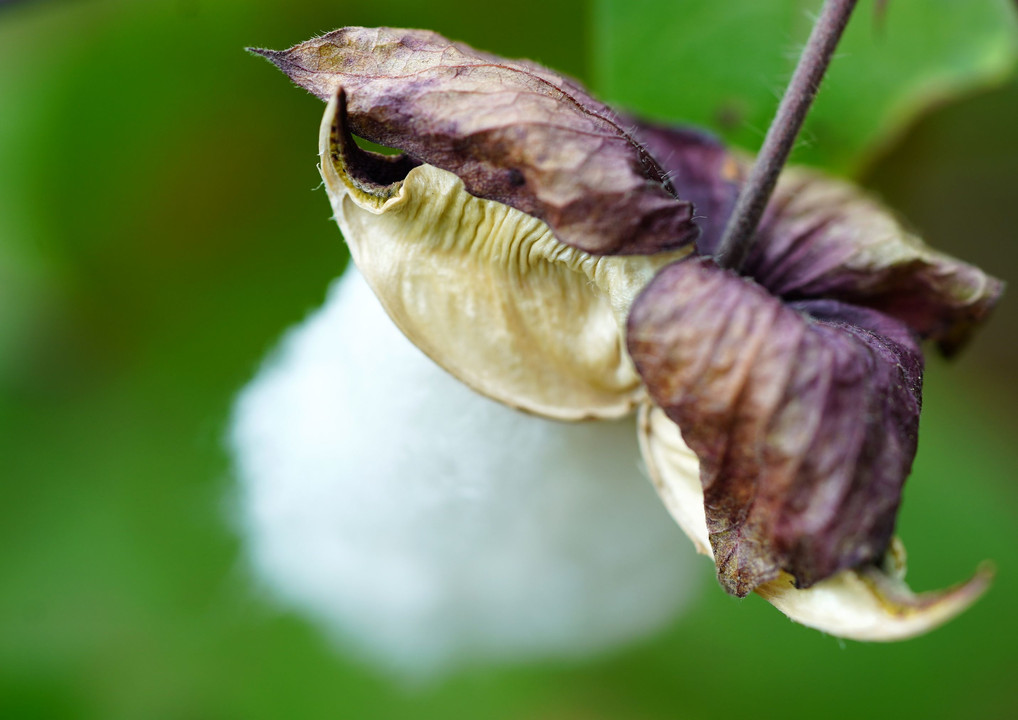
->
(252, 27, 698, 255)
(628, 257, 923, 596)
(623, 118, 1003, 355)
(627, 119, 742, 255)
(639, 405, 991, 640)
(744, 167, 1002, 356)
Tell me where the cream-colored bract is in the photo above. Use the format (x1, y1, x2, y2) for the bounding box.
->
(639, 405, 991, 641)
(319, 92, 688, 421)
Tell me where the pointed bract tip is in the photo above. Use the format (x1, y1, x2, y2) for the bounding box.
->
(756, 557, 994, 642)
(246, 47, 284, 66)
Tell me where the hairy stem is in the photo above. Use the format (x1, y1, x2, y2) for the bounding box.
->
(715, 0, 859, 270)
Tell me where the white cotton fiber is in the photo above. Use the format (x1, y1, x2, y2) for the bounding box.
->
(229, 267, 700, 676)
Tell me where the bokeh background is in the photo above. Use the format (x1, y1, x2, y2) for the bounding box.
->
(2, 0, 1017, 717)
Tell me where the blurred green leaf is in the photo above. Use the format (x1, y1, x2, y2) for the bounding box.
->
(592, 0, 1018, 174)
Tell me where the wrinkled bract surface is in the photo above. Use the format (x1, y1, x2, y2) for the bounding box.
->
(636, 122, 1002, 356)
(629, 258, 923, 595)
(744, 168, 1003, 356)
(254, 27, 698, 255)
(318, 90, 689, 420)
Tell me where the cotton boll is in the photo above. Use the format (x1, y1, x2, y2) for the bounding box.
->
(229, 267, 700, 677)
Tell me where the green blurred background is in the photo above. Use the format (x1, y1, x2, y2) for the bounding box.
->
(2, 0, 1017, 717)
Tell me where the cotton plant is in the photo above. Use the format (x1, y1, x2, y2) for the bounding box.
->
(237, 1, 1004, 667)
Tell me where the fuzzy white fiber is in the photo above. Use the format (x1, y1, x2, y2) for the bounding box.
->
(230, 267, 700, 676)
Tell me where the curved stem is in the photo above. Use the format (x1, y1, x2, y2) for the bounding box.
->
(715, 0, 859, 270)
